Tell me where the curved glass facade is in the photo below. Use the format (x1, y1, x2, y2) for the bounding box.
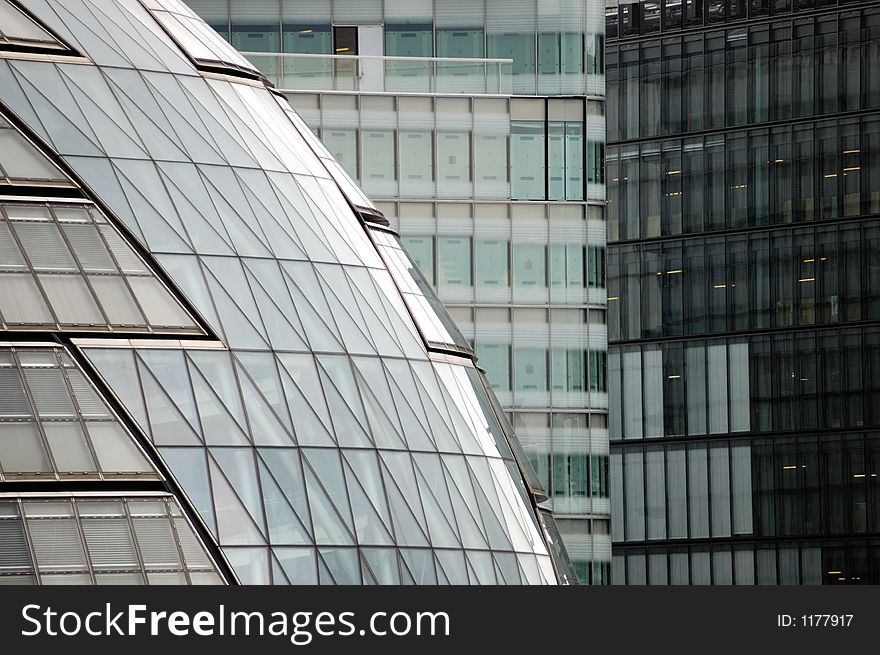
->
(0, 0, 562, 584)
(184, 0, 609, 583)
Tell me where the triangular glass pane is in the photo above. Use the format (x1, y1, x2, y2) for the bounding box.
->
(446, 455, 513, 551)
(361, 548, 400, 585)
(225, 547, 269, 584)
(433, 554, 451, 585)
(138, 366, 202, 446)
(318, 547, 360, 585)
(256, 458, 312, 546)
(274, 547, 317, 585)
(0, 114, 70, 184)
(211, 448, 267, 541)
(275, 354, 336, 447)
(241, 260, 310, 351)
(111, 159, 194, 253)
(339, 452, 395, 546)
(198, 167, 275, 258)
(257, 448, 312, 532)
(341, 267, 413, 356)
(315, 356, 373, 448)
(201, 267, 270, 349)
(400, 549, 437, 585)
(82, 347, 148, 431)
(233, 352, 292, 432)
(411, 455, 464, 549)
(207, 457, 265, 545)
(103, 68, 191, 157)
(159, 447, 216, 536)
(380, 452, 430, 533)
(495, 553, 523, 585)
(233, 168, 308, 260)
(379, 360, 439, 452)
(300, 458, 355, 546)
(57, 66, 148, 158)
(137, 349, 201, 435)
(376, 458, 430, 548)
(175, 76, 261, 168)
(395, 360, 461, 452)
(316, 550, 336, 584)
(437, 456, 491, 550)
(435, 549, 470, 585)
(201, 257, 270, 345)
(154, 165, 236, 255)
(185, 359, 250, 446)
(266, 173, 338, 262)
(237, 371, 296, 447)
(140, 72, 230, 164)
(270, 554, 290, 585)
(312, 265, 379, 355)
(156, 254, 223, 338)
(466, 551, 497, 585)
(301, 449, 355, 535)
(424, 364, 486, 455)
(351, 358, 408, 450)
(278, 261, 346, 353)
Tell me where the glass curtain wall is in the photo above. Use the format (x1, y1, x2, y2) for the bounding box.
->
(185, 0, 608, 585)
(608, 0, 880, 585)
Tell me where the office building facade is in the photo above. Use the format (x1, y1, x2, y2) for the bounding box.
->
(185, 0, 611, 585)
(0, 0, 565, 585)
(607, 0, 880, 583)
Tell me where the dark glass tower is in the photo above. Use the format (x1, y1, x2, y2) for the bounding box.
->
(606, 0, 880, 584)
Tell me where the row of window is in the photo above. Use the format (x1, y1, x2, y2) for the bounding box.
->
(608, 0, 874, 39)
(477, 345, 607, 409)
(612, 539, 880, 585)
(609, 327, 880, 440)
(608, 11, 880, 141)
(608, 117, 880, 241)
(289, 94, 601, 202)
(612, 433, 880, 544)
(401, 235, 605, 304)
(531, 453, 609, 501)
(190, 0, 603, 94)
(305, 123, 601, 202)
(609, 221, 880, 341)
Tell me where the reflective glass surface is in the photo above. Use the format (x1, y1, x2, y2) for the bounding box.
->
(0, 345, 158, 480)
(0, 0, 561, 583)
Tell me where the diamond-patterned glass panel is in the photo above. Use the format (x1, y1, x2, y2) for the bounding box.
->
(2, 0, 562, 585)
(83, 344, 558, 584)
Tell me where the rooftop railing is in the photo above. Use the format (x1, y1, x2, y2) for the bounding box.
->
(241, 51, 514, 95)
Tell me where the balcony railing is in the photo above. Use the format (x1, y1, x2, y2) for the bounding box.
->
(241, 52, 514, 95)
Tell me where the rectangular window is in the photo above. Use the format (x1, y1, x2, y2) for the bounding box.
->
(510, 121, 546, 200)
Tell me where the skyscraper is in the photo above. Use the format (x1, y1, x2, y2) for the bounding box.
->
(0, 0, 564, 585)
(606, 0, 880, 584)
(184, 0, 611, 585)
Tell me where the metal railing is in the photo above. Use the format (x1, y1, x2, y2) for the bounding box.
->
(241, 51, 514, 95)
